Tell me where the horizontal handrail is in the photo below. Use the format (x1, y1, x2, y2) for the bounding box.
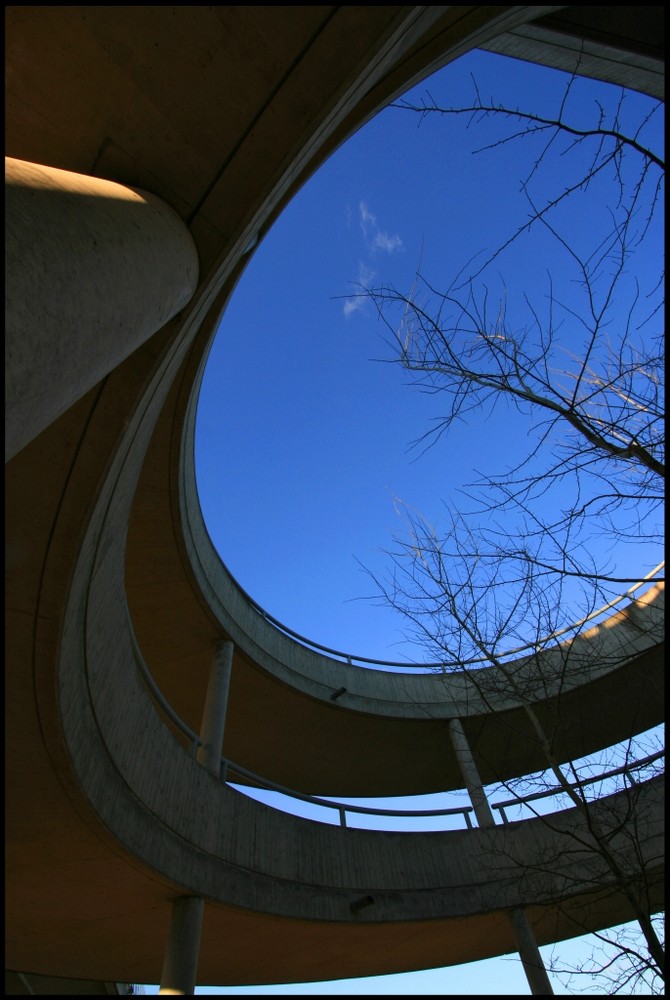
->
(131, 570, 664, 833)
(131, 626, 204, 756)
(133, 633, 475, 829)
(225, 561, 665, 671)
(491, 750, 665, 823)
(218, 751, 664, 833)
(220, 757, 475, 829)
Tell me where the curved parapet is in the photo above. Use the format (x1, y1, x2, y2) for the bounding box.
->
(163, 370, 664, 794)
(6, 5, 664, 991)
(39, 239, 660, 983)
(183, 437, 663, 721)
(56, 424, 665, 976)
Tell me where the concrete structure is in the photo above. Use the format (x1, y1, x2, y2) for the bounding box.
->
(5, 6, 664, 995)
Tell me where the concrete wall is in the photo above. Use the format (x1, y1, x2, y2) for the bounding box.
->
(6, 5, 664, 987)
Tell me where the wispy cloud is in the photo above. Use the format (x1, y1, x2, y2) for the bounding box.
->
(359, 200, 403, 255)
(359, 200, 377, 239)
(372, 231, 403, 254)
(343, 297, 364, 318)
(343, 261, 375, 318)
(343, 202, 402, 318)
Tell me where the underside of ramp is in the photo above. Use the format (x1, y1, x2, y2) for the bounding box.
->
(5, 5, 664, 991)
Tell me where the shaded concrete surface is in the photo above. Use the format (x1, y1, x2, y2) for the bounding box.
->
(5, 6, 664, 991)
(4, 973, 128, 996)
(482, 6, 664, 98)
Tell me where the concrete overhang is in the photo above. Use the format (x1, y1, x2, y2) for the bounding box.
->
(483, 6, 664, 98)
(5, 5, 664, 990)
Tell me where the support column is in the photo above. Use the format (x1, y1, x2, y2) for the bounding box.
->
(5, 157, 199, 462)
(197, 639, 234, 775)
(448, 717, 496, 828)
(158, 641, 234, 995)
(158, 896, 205, 996)
(448, 718, 554, 996)
(509, 907, 557, 997)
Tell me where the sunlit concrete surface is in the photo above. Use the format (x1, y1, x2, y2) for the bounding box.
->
(5, 158, 198, 462)
(5, 6, 664, 993)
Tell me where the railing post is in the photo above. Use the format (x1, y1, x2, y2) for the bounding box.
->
(448, 718, 554, 996)
(159, 640, 234, 994)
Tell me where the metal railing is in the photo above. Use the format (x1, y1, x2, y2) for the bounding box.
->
(225, 561, 665, 672)
(132, 651, 477, 830)
(491, 750, 665, 824)
(133, 642, 478, 830)
(131, 577, 664, 834)
(213, 749, 664, 833)
(219, 757, 475, 829)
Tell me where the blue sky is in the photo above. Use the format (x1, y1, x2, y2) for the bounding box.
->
(147, 47, 664, 995)
(195, 48, 663, 666)
(139, 945, 579, 995)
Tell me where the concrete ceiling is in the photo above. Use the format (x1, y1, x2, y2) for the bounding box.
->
(5, 5, 664, 991)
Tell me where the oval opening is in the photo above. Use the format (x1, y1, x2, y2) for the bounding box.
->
(195, 48, 664, 666)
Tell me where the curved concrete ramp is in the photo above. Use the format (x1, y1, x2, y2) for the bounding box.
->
(6, 5, 664, 991)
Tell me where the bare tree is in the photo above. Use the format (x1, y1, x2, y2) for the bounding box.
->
(363, 68, 664, 611)
(360, 65, 665, 994)
(364, 501, 664, 993)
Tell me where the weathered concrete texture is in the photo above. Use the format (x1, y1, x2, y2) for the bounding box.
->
(5, 158, 198, 461)
(5, 4, 664, 991)
(482, 6, 664, 98)
(59, 430, 665, 923)
(177, 408, 664, 792)
(4, 972, 126, 995)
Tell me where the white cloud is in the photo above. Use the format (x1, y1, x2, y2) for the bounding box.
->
(359, 200, 376, 238)
(343, 261, 375, 318)
(357, 261, 375, 286)
(343, 296, 364, 318)
(359, 200, 402, 254)
(372, 231, 403, 254)
(343, 205, 402, 319)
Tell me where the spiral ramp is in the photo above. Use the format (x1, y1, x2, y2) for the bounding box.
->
(5, 6, 664, 993)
